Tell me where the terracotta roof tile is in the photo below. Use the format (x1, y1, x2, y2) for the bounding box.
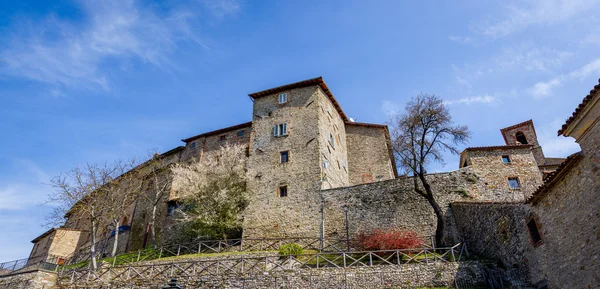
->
(558, 78, 600, 136)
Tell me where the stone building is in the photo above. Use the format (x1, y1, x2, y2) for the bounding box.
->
(22, 76, 596, 289)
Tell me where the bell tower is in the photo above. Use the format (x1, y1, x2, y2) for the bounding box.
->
(500, 120, 546, 165)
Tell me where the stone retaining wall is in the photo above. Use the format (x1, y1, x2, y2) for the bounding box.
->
(0, 269, 57, 289)
(57, 261, 485, 289)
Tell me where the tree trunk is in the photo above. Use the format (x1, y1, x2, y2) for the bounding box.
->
(150, 204, 157, 247)
(111, 220, 120, 257)
(90, 219, 98, 271)
(425, 194, 445, 248)
(417, 173, 445, 248)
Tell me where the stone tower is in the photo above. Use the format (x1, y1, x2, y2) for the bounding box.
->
(243, 77, 350, 238)
(500, 120, 546, 166)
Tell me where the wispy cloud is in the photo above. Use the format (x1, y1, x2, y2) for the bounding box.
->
(530, 57, 600, 98)
(0, 0, 240, 91)
(536, 119, 580, 156)
(445, 95, 498, 105)
(0, 159, 51, 210)
(493, 45, 573, 73)
(478, 0, 599, 39)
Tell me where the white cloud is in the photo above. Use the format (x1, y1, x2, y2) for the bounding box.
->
(0, 159, 51, 210)
(494, 45, 573, 72)
(536, 119, 581, 157)
(530, 57, 600, 98)
(479, 0, 599, 39)
(202, 0, 241, 18)
(446, 95, 498, 105)
(0, 0, 240, 90)
(381, 100, 402, 117)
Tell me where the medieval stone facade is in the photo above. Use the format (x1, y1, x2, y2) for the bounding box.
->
(21, 77, 599, 289)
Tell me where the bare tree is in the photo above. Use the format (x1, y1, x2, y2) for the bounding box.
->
(47, 163, 118, 270)
(104, 158, 143, 257)
(171, 143, 248, 240)
(388, 94, 470, 247)
(141, 154, 175, 247)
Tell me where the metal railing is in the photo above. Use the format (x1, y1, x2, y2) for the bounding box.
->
(59, 243, 466, 285)
(0, 254, 65, 276)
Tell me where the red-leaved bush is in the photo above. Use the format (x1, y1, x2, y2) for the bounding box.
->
(352, 229, 424, 251)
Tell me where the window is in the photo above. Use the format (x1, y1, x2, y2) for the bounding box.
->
(190, 142, 196, 150)
(527, 218, 543, 246)
(508, 177, 520, 189)
(323, 160, 329, 169)
(237, 130, 245, 137)
(328, 132, 335, 148)
(280, 151, 289, 163)
(515, 132, 528, 144)
(273, 123, 288, 136)
(279, 186, 288, 197)
(167, 201, 179, 216)
(219, 135, 227, 142)
(278, 93, 288, 104)
(502, 155, 511, 163)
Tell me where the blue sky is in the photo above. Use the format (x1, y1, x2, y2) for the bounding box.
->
(0, 0, 598, 261)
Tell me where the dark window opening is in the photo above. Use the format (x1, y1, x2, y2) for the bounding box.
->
(237, 130, 245, 137)
(279, 186, 288, 197)
(527, 218, 543, 246)
(167, 201, 179, 216)
(280, 151, 289, 163)
(508, 177, 520, 189)
(502, 155, 511, 163)
(515, 132, 528, 144)
(219, 135, 227, 142)
(190, 142, 196, 150)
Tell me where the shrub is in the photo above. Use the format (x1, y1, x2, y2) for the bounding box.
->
(352, 229, 424, 251)
(278, 243, 304, 257)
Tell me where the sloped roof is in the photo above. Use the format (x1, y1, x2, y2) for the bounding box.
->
(248, 77, 349, 122)
(558, 78, 600, 136)
(31, 228, 84, 243)
(463, 144, 533, 152)
(527, 152, 584, 205)
(540, 157, 567, 167)
(181, 122, 252, 143)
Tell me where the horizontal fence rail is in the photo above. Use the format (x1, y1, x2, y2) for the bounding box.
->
(60, 236, 433, 271)
(0, 235, 436, 277)
(59, 243, 466, 286)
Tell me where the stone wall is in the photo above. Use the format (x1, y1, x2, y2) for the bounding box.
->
(57, 262, 485, 289)
(451, 202, 532, 273)
(461, 146, 542, 201)
(527, 152, 600, 288)
(181, 124, 251, 163)
(47, 230, 82, 258)
(321, 168, 482, 245)
(345, 123, 394, 185)
(317, 87, 349, 190)
(0, 270, 57, 289)
(244, 85, 323, 238)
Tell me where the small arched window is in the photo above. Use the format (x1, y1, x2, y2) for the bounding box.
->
(515, 132, 528, 144)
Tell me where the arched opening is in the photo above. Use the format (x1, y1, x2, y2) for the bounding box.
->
(515, 132, 528, 144)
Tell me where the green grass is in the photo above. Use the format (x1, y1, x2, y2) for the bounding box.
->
(156, 250, 277, 261)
